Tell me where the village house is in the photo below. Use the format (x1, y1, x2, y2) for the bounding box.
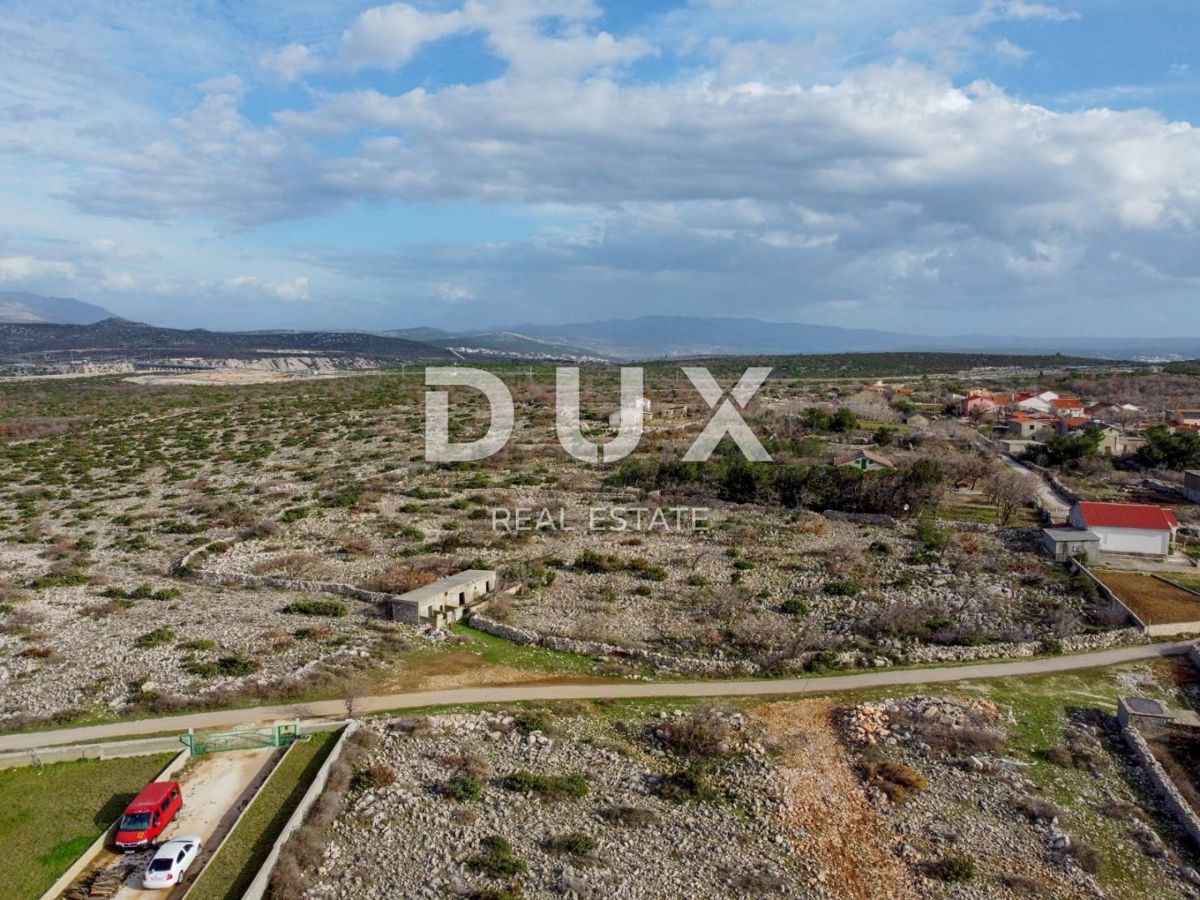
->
(835, 448, 895, 471)
(1007, 413, 1056, 439)
(1067, 501, 1179, 558)
(1170, 410, 1200, 427)
(386, 570, 498, 627)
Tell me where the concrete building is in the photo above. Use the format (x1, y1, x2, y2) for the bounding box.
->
(1068, 502, 1179, 558)
(1184, 470, 1200, 502)
(386, 569, 497, 627)
(1118, 697, 1200, 730)
(1041, 528, 1101, 564)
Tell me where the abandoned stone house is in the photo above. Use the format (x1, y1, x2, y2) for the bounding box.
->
(386, 569, 497, 627)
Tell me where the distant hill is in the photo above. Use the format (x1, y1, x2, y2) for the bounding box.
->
(510, 315, 920, 359)
(0, 318, 452, 363)
(382, 327, 610, 361)
(0, 292, 115, 324)
(503, 315, 1200, 361)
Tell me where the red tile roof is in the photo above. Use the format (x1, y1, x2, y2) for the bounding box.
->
(1061, 417, 1091, 428)
(1076, 502, 1179, 531)
(1051, 398, 1084, 409)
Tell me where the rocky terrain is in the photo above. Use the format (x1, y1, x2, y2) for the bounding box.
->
(295, 707, 821, 899)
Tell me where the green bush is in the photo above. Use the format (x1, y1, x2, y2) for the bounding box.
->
(134, 626, 176, 649)
(544, 832, 596, 857)
(281, 599, 348, 617)
(465, 835, 526, 878)
(500, 770, 588, 800)
(443, 774, 484, 802)
(779, 597, 810, 615)
(823, 579, 860, 597)
(931, 854, 975, 883)
(656, 764, 717, 804)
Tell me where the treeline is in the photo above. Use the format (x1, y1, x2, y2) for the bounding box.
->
(606, 456, 945, 517)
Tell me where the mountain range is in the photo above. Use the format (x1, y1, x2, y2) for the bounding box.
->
(0, 291, 115, 325)
(1, 292, 1198, 362)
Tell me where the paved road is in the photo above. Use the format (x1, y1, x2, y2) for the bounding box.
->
(1, 641, 1193, 753)
(1002, 454, 1072, 520)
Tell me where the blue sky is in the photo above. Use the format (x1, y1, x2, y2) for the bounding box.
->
(0, 0, 1197, 334)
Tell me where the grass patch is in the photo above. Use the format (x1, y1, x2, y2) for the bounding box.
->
(0, 752, 175, 898)
(186, 730, 339, 900)
(451, 624, 602, 677)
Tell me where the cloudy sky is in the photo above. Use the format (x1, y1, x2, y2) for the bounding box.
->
(1, 1, 1198, 334)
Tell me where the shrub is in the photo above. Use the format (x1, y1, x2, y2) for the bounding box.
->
(153, 588, 182, 602)
(185, 653, 259, 678)
(443, 774, 484, 802)
(930, 854, 975, 883)
(823, 578, 861, 597)
(281, 599, 348, 617)
(656, 764, 717, 804)
(779, 597, 810, 615)
(627, 557, 668, 581)
(656, 705, 745, 759)
(31, 570, 88, 589)
(512, 711, 554, 735)
(352, 763, 396, 791)
(544, 832, 596, 857)
(572, 550, 622, 574)
(134, 626, 176, 649)
(500, 770, 588, 800)
(465, 835, 526, 878)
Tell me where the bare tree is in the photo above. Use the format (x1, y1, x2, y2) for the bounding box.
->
(984, 469, 1040, 526)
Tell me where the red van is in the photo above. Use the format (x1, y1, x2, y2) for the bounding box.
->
(114, 781, 183, 851)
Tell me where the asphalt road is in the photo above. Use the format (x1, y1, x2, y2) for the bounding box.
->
(1, 640, 1193, 753)
(1001, 453, 1072, 519)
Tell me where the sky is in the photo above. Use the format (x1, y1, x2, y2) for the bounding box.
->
(0, 0, 1198, 335)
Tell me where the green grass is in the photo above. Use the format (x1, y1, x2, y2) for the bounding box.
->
(451, 624, 605, 677)
(0, 752, 176, 899)
(186, 731, 339, 900)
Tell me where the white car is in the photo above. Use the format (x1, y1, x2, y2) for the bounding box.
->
(142, 836, 203, 890)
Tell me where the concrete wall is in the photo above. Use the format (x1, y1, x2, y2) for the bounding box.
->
(0, 734, 184, 771)
(1123, 724, 1200, 850)
(1068, 560, 1143, 630)
(38, 747, 191, 900)
(240, 722, 357, 900)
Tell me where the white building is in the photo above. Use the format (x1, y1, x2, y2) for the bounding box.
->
(1067, 502, 1178, 558)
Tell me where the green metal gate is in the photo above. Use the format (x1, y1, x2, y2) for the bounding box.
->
(180, 723, 306, 755)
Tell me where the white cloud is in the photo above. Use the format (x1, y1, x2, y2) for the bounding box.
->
(0, 255, 76, 280)
(338, 3, 469, 71)
(260, 43, 319, 82)
(224, 274, 311, 301)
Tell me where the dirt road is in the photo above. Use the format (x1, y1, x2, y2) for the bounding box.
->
(101, 748, 279, 899)
(755, 701, 918, 900)
(2, 640, 1192, 753)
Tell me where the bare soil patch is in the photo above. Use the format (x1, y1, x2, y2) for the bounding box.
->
(1096, 571, 1200, 625)
(752, 700, 918, 900)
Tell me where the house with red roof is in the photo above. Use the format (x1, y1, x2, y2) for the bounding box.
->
(1067, 501, 1179, 557)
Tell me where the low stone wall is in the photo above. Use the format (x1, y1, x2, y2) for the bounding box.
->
(820, 510, 898, 528)
(39, 747, 191, 900)
(466, 615, 757, 677)
(1123, 724, 1200, 849)
(901, 627, 1146, 664)
(192, 568, 404, 608)
(468, 615, 1146, 675)
(240, 722, 358, 900)
(1023, 460, 1082, 504)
